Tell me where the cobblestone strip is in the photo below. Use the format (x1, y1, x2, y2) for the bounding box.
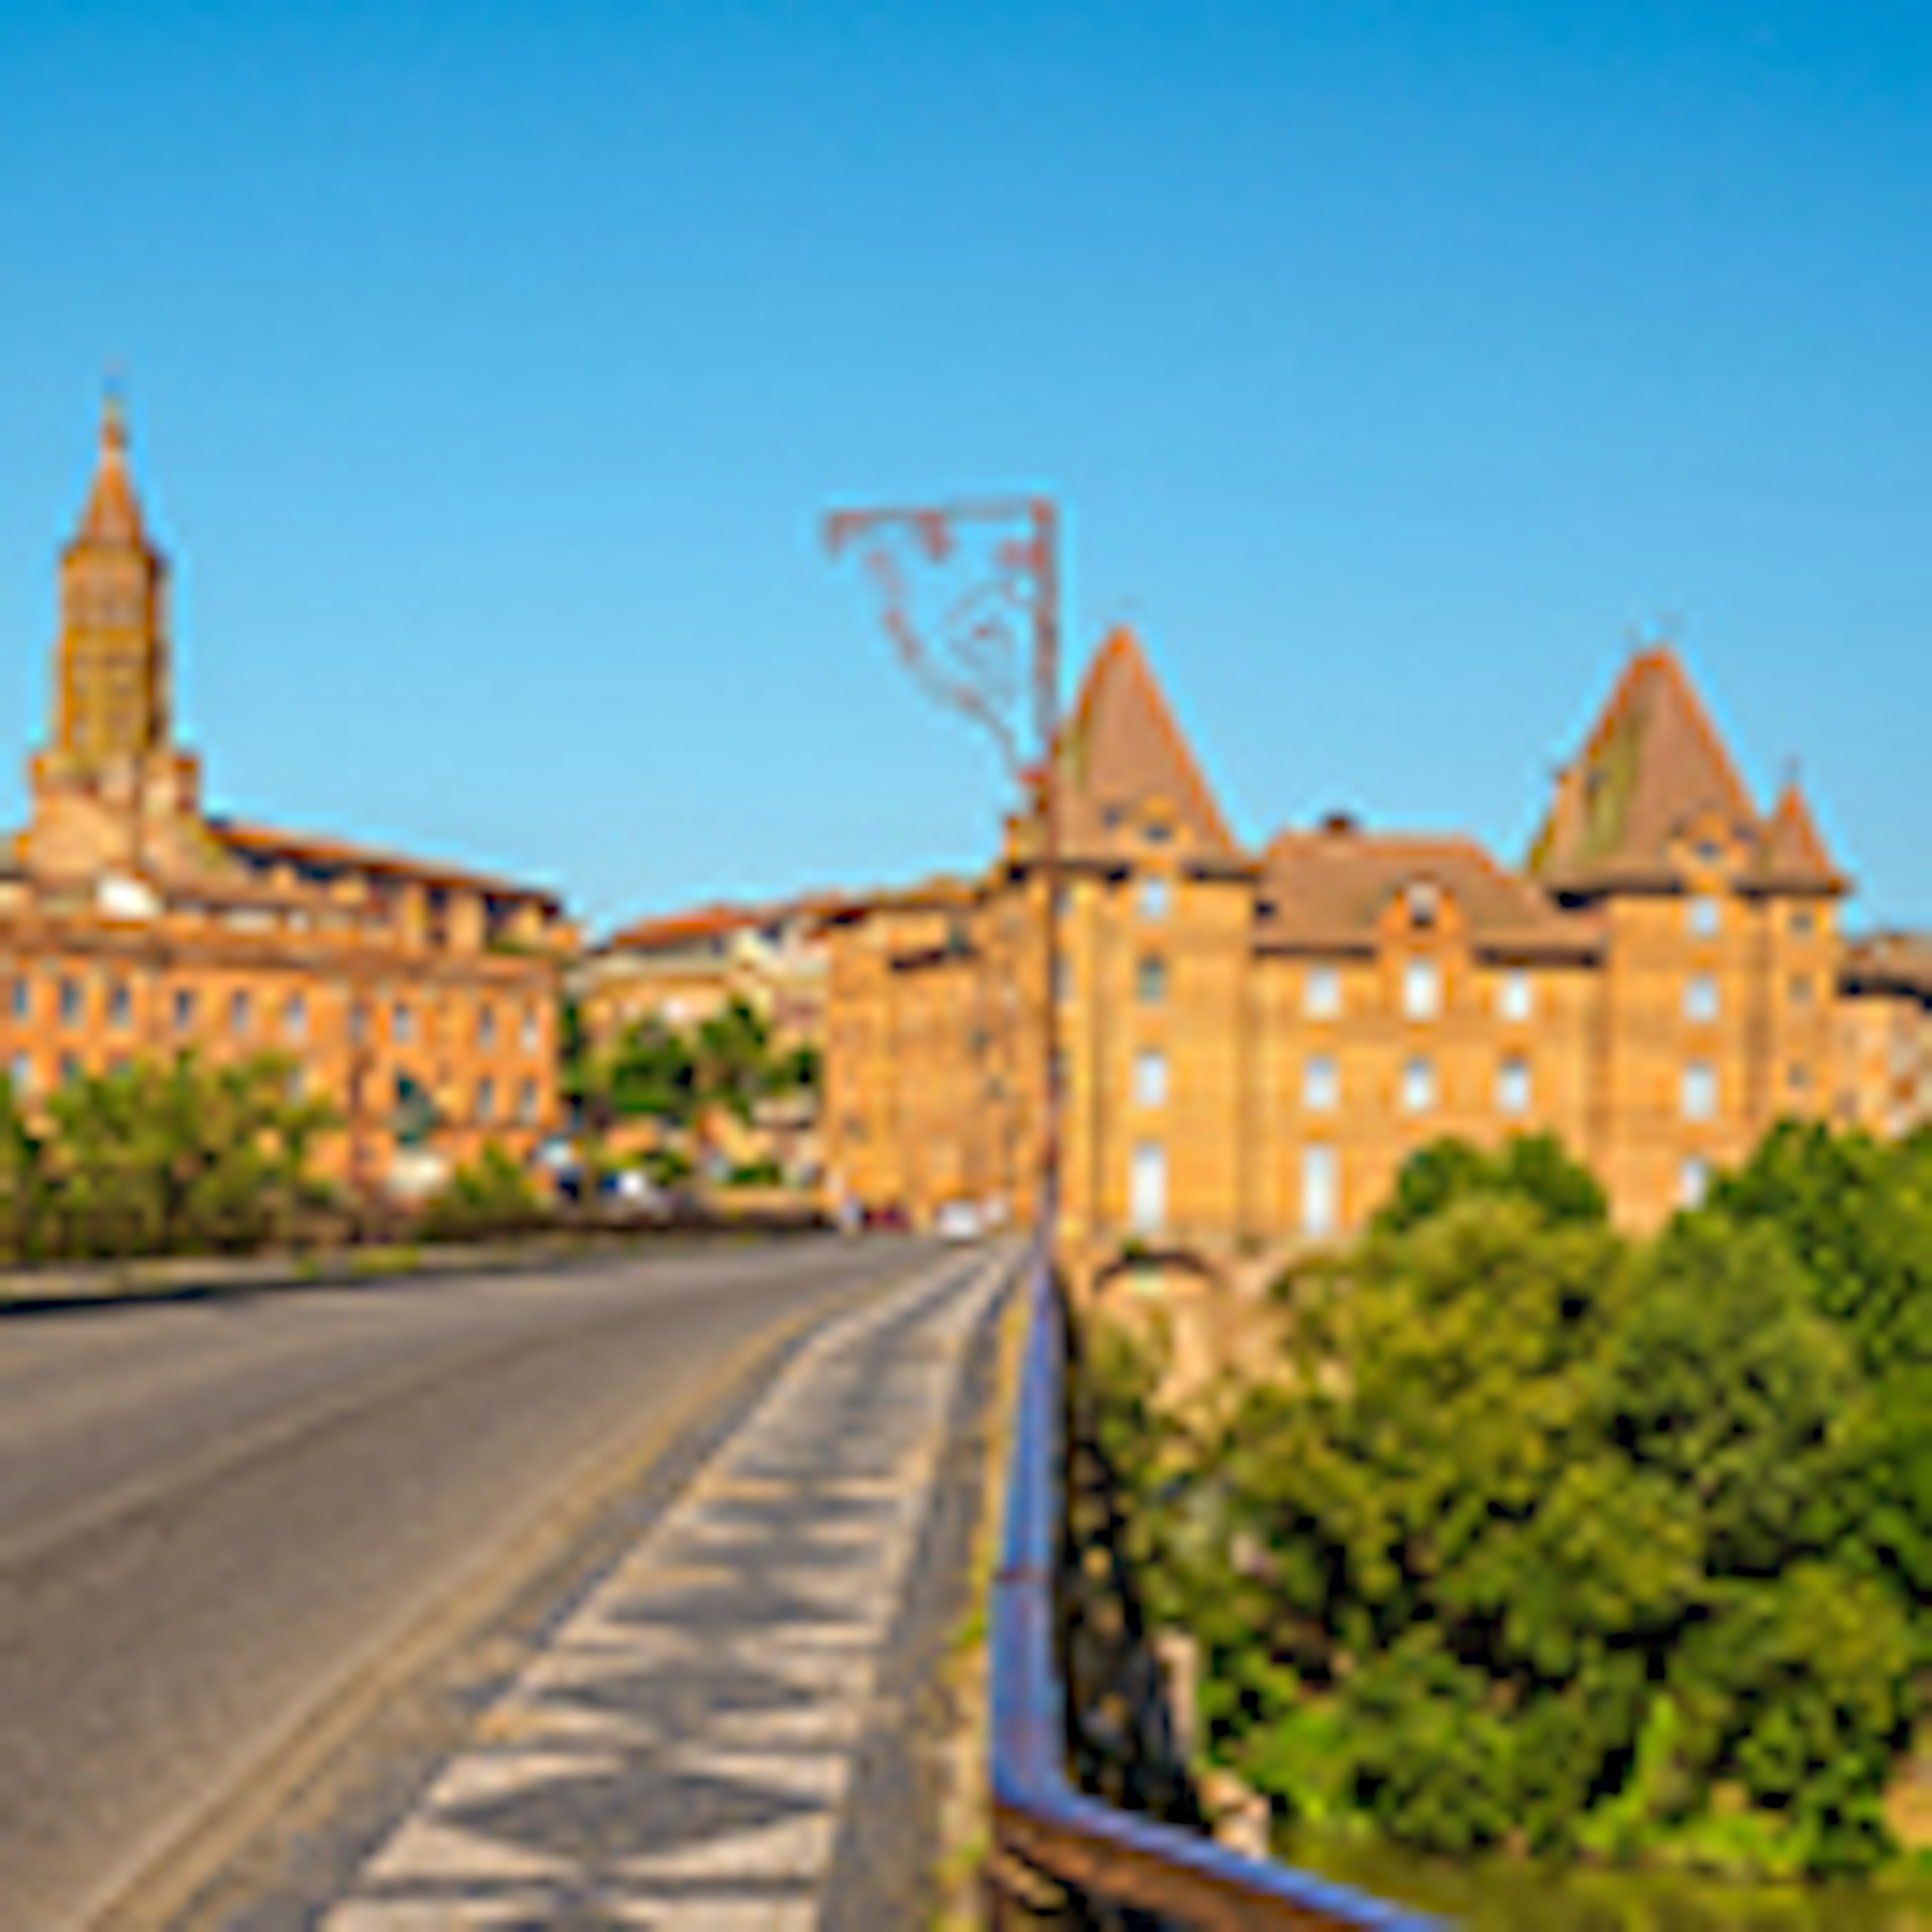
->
(324, 1247, 1010, 1930)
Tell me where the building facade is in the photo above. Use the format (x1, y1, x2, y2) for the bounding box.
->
(823, 627, 1916, 1276)
(1, 401, 572, 1191)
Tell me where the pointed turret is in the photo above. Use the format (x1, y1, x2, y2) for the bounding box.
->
(1054, 628, 1234, 853)
(1749, 778, 1844, 895)
(70, 389, 153, 554)
(1530, 648, 1759, 891)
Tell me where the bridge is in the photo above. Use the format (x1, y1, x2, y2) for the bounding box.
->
(0, 1236, 1431, 1927)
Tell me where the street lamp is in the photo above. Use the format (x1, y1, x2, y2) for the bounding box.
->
(824, 496, 1063, 1237)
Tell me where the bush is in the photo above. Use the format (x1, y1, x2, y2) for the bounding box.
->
(419, 1144, 548, 1241)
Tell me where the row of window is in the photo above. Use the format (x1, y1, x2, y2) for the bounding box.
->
(7, 1050, 543, 1123)
(1127, 960, 1819, 1023)
(1125, 1047, 1744, 1122)
(1, 977, 542, 1051)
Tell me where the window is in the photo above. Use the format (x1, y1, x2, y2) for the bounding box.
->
(1497, 1056, 1532, 1116)
(108, 982, 131, 1030)
(1680, 1156, 1711, 1208)
(1304, 965, 1341, 1020)
(284, 993, 307, 1041)
(9, 1053, 31, 1097)
(1497, 971, 1534, 1024)
(516, 1078, 537, 1125)
(58, 978, 81, 1027)
(1683, 973, 1719, 1023)
(1790, 907, 1817, 939)
(229, 990, 251, 1037)
(394, 1001, 414, 1045)
(1406, 880, 1441, 928)
(1303, 1054, 1339, 1112)
(1302, 1145, 1339, 1238)
(1401, 959, 1441, 1021)
(1788, 974, 1815, 1009)
(350, 1003, 369, 1046)
(521, 1006, 539, 1051)
(1789, 1062, 1810, 1096)
(1687, 896, 1721, 938)
(1129, 1141, 1167, 1233)
(1133, 1049, 1167, 1108)
(1138, 874, 1171, 921)
(173, 988, 196, 1030)
(58, 1052, 80, 1087)
(1401, 1055, 1436, 1114)
(476, 1076, 496, 1123)
(1136, 956, 1167, 1004)
(477, 1004, 497, 1050)
(1143, 820, 1173, 846)
(10, 978, 27, 1021)
(1682, 1062, 1717, 1121)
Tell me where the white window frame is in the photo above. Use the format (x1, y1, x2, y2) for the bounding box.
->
(1129, 1141, 1168, 1234)
(1683, 973, 1719, 1024)
(1680, 1156, 1711, 1208)
(1497, 971, 1534, 1024)
(1303, 1053, 1339, 1113)
(1682, 1061, 1718, 1122)
(1497, 1056, 1532, 1116)
(1687, 895, 1721, 939)
(1401, 1055, 1437, 1114)
(1304, 964, 1341, 1021)
(1402, 958, 1441, 1021)
(1138, 874, 1171, 921)
(1302, 1144, 1339, 1238)
(1132, 1048, 1168, 1108)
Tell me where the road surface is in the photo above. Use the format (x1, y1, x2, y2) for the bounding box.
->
(0, 1236, 979, 1929)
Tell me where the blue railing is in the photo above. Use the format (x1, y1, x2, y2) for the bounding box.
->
(987, 1239, 1443, 1928)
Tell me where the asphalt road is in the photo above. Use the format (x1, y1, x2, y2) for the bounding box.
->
(0, 1236, 934, 1930)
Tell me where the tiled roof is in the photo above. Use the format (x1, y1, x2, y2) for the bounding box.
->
(210, 819, 562, 910)
(1052, 628, 1235, 854)
(1260, 822, 1600, 959)
(602, 891, 851, 954)
(1531, 648, 1842, 896)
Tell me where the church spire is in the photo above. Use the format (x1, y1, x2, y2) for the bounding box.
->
(72, 384, 150, 552)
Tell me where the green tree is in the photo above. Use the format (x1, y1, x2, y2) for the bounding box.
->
(1372, 1132, 1607, 1237)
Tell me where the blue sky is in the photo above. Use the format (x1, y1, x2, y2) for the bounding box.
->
(2, 2, 1927, 932)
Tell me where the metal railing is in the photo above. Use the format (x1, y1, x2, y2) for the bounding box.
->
(987, 1239, 1443, 1929)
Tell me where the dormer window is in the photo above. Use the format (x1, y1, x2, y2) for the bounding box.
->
(1405, 881, 1441, 928)
(1143, 820, 1173, 846)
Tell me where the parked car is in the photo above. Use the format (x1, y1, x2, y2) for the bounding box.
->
(935, 1200, 983, 1242)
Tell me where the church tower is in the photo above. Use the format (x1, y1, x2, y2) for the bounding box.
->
(54, 392, 172, 768)
(23, 395, 207, 890)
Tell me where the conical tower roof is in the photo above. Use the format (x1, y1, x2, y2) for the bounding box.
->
(68, 391, 153, 554)
(1748, 778, 1844, 894)
(1530, 648, 1759, 890)
(1054, 628, 1234, 853)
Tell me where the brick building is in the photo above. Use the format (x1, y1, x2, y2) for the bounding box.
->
(822, 626, 1923, 1280)
(0, 400, 572, 1192)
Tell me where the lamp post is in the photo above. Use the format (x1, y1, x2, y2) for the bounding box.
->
(824, 496, 1062, 1237)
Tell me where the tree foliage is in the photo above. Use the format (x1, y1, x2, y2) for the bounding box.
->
(0, 1052, 337, 1262)
(1090, 1128, 1930, 1880)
